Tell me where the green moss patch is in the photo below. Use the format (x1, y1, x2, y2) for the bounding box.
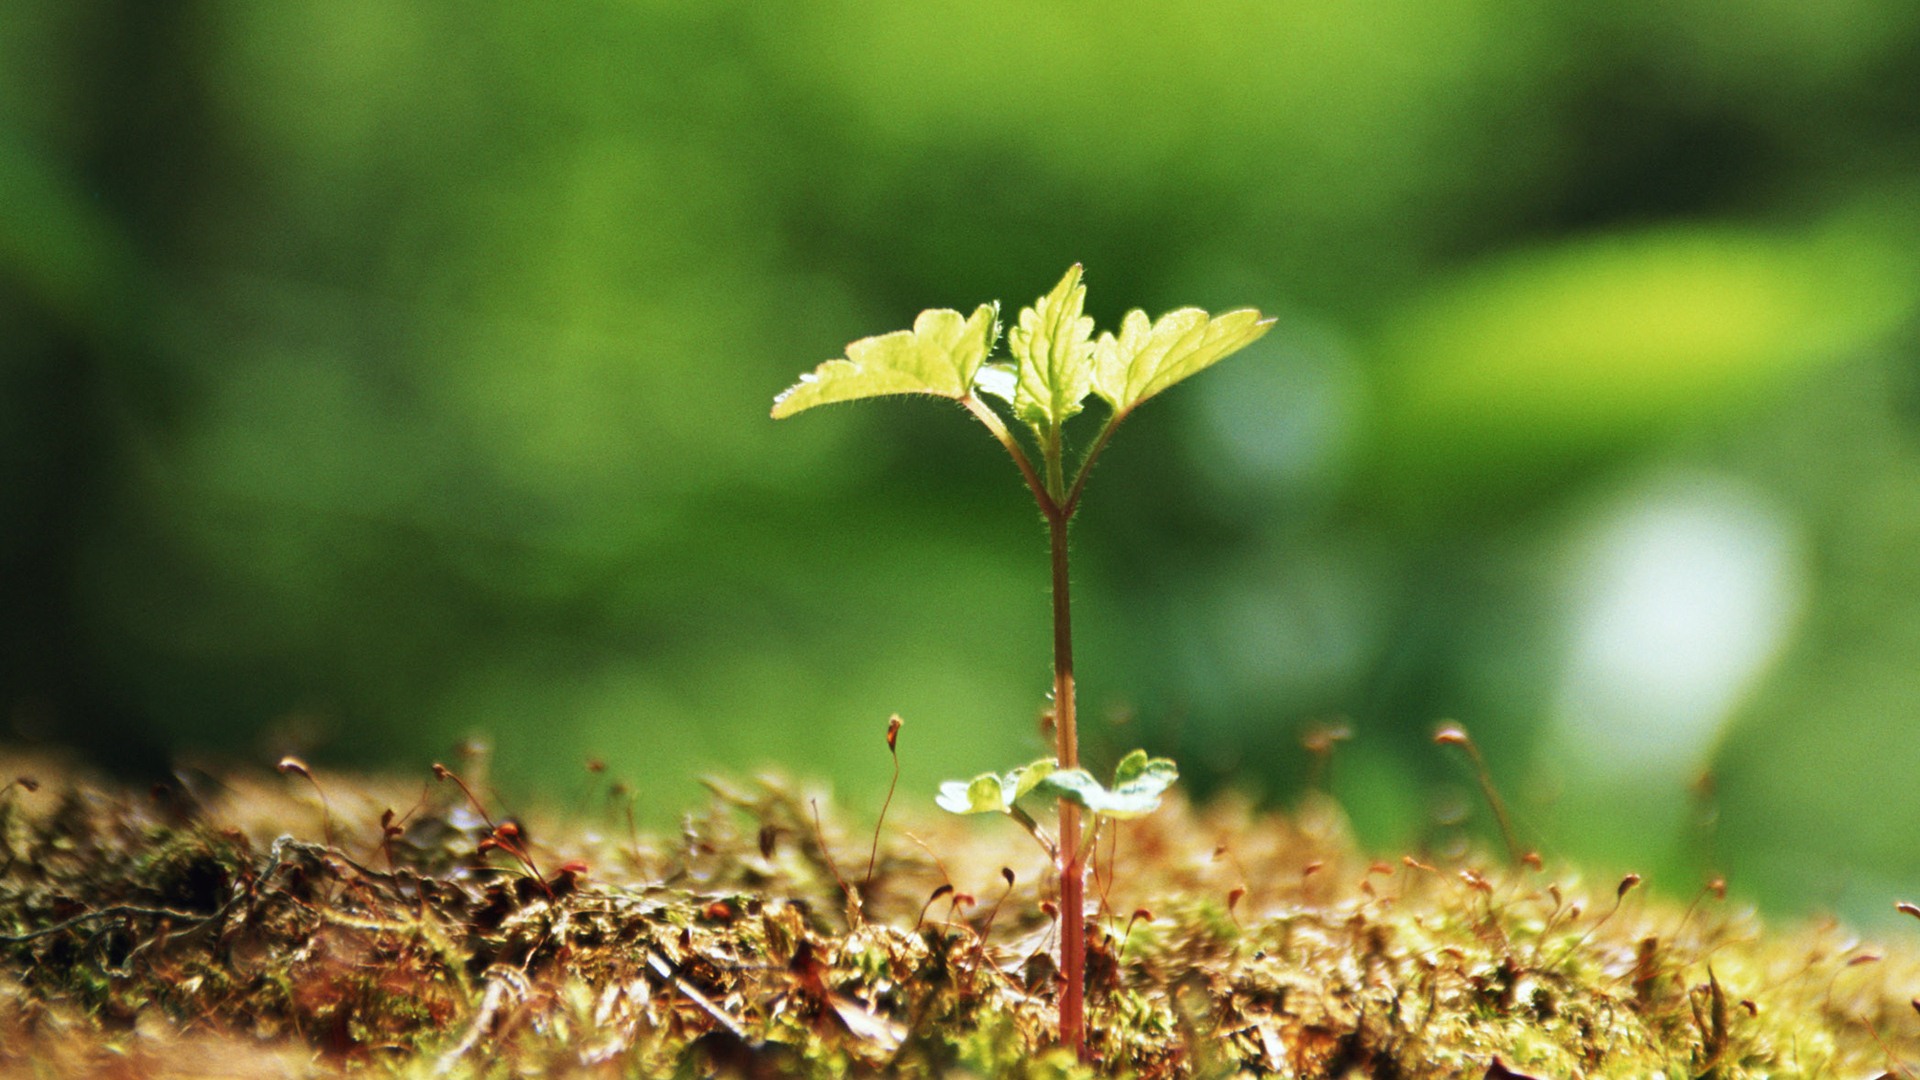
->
(0, 756, 1915, 1077)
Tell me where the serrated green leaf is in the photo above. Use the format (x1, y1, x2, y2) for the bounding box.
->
(936, 772, 1008, 815)
(1091, 306, 1273, 416)
(772, 302, 1000, 419)
(1008, 265, 1096, 432)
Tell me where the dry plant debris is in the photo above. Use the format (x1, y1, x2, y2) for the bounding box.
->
(0, 752, 1917, 1078)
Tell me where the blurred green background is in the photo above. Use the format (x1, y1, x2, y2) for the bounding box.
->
(5, 1, 1920, 922)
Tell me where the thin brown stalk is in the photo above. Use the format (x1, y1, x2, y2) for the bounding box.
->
(1048, 501, 1086, 1061)
(966, 392, 1089, 1061)
(961, 396, 1056, 515)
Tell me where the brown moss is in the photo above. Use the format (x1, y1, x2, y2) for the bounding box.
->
(0, 750, 1916, 1078)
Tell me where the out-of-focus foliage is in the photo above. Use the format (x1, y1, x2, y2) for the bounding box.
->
(4, 1, 1920, 922)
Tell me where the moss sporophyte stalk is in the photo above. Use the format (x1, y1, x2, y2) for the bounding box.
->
(772, 264, 1273, 1060)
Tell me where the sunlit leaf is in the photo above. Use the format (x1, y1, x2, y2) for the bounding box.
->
(1108, 752, 1179, 815)
(1009, 265, 1096, 432)
(1110, 749, 1163, 786)
(936, 772, 1007, 815)
(1008, 757, 1057, 800)
(936, 757, 1057, 816)
(1030, 768, 1103, 811)
(772, 303, 1000, 418)
(1091, 306, 1273, 416)
(1031, 751, 1178, 819)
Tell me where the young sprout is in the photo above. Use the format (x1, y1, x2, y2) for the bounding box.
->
(774, 267, 1270, 1060)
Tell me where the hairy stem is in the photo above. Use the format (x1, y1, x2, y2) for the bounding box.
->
(979, 398, 1090, 1060)
(1062, 412, 1124, 519)
(1044, 423, 1086, 1060)
(961, 396, 1057, 516)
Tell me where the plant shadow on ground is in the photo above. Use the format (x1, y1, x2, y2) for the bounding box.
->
(1, 748, 1918, 1078)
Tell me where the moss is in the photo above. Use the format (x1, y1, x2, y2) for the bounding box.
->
(0, 753, 1915, 1077)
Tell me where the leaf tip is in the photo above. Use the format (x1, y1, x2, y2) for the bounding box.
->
(770, 373, 817, 419)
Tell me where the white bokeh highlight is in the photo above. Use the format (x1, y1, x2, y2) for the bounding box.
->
(1547, 474, 1804, 786)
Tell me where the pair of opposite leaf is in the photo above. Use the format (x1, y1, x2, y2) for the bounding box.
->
(936, 749, 1181, 821)
(769, 264, 1275, 435)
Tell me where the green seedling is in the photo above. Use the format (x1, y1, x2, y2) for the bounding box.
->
(939, 749, 1180, 971)
(773, 264, 1271, 1059)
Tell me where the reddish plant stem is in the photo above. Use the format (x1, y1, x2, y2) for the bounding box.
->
(1047, 501, 1086, 1061)
(964, 395, 1091, 1060)
(961, 397, 1052, 513)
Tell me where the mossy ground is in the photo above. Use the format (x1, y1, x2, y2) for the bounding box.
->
(0, 747, 1916, 1078)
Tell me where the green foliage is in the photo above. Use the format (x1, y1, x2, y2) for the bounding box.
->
(1032, 750, 1180, 820)
(935, 756, 1055, 816)
(1006, 264, 1098, 435)
(770, 303, 1000, 418)
(774, 264, 1267, 826)
(773, 265, 1273, 468)
(1091, 306, 1277, 419)
(932, 751, 1179, 821)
